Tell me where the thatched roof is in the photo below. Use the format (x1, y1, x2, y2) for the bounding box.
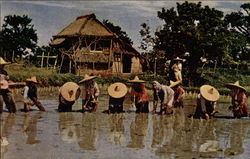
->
(50, 13, 141, 57)
(53, 14, 116, 38)
(49, 38, 65, 46)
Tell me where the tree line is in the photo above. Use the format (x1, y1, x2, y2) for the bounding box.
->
(0, 1, 249, 85)
(140, 1, 250, 82)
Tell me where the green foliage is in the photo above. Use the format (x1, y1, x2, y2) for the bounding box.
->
(225, 3, 250, 42)
(0, 15, 38, 61)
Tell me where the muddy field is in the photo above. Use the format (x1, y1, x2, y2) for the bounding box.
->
(1, 93, 250, 159)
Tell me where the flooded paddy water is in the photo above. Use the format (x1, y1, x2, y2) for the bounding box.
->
(1, 91, 250, 159)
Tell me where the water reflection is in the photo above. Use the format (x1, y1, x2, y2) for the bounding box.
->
(22, 112, 42, 145)
(1, 96, 250, 158)
(154, 115, 175, 156)
(1, 114, 16, 154)
(224, 120, 247, 157)
(127, 113, 148, 149)
(58, 113, 78, 144)
(107, 114, 125, 146)
(77, 113, 98, 151)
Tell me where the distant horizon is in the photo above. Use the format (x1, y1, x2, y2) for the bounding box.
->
(1, 1, 246, 52)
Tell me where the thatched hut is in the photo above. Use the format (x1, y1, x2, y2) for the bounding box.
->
(49, 13, 144, 76)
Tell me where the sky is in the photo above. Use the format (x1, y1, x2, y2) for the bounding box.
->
(0, 1, 247, 51)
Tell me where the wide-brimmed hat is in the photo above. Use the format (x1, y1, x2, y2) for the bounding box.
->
(226, 81, 246, 92)
(108, 82, 127, 98)
(26, 76, 38, 83)
(128, 76, 145, 83)
(173, 57, 183, 61)
(200, 85, 220, 102)
(169, 80, 181, 88)
(0, 57, 11, 65)
(60, 82, 81, 102)
(79, 74, 97, 84)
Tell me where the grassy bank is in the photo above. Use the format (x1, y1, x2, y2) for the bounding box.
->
(6, 64, 250, 95)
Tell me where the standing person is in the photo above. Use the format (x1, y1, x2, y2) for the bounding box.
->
(58, 82, 81, 112)
(23, 76, 45, 112)
(169, 80, 185, 108)
(128, 76, 149, 113)
(79, 74, 99, 112)
(152, 81, 174, 114)
(171, 57, 183, 81)
(226, 81, 249, 118)
(193, 85, 220, 120)
(0, 57, 16, 113)
(107, 82, 127, 113)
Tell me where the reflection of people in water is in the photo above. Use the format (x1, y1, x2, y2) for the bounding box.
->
(0, 114, 16, 153)
(23, 112, 42, 144)
(58, 113, 79, 144)
(224, 120, 247, 157)
(107, 114, 126, 146)
(152, 115, 174, 149)
(173, 107, 185, 132)
(127, 113, 148, 149)
(77, 113, 98, 150)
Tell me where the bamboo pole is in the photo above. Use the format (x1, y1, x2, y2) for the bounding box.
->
(54, 56, 58, 70)
(69, 57, 72, 73)
(108, 39, 112, 73)
(41, 52, 44, 68)
(47, 51, 50, 69)
(59, 54, 65, 73)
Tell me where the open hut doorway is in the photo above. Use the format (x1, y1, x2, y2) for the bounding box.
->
(122, 54, 132, 73)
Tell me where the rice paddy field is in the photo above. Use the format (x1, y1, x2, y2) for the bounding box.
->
(1, 89, 250, 159)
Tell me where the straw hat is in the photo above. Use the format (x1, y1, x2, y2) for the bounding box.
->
(108, 82, 127, 98)
(79, 74, 97, 84)
(173, 57, 183, 61)
(0, 57, 11, 65)
(169, 80, 181, 88)
(128, 76, 145, 83)
(200, 85, 220, 102)
(226, 81, 246, 92)
(60, 82, 81, 102)
(26, 76, 38, 83)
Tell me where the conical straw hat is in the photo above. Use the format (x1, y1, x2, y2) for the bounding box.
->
(108, 82, 127, 98)
(200, 85, 220, 102)
(26, 76, 38, 83)
(226, 81, 246, 92)
(79, 74, 97, 84)
(0, 57, 11, 65)
(128, 76, 145, 83)
(60, 82, 81, 102)
(173, 57, 183, 61)
(169, 80, 181, 88)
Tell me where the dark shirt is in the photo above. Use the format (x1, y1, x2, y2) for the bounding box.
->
(0, 69, 8, 76)
(28, 85, 37, 98)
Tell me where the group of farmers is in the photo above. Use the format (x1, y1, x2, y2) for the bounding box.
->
(0, 57, 249, 119)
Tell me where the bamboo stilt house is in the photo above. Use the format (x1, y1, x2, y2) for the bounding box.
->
(49, 13, 144, 76)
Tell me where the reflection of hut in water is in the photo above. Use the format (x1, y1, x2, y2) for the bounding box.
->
(50, 13, 144, 76)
